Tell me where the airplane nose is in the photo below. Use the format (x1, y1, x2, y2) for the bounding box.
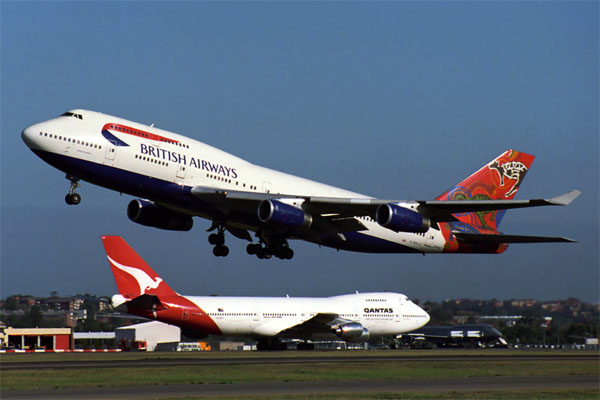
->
(423, 310, 430, 325)
(21, 124, 40, 149)
(414, 303, 430, 327)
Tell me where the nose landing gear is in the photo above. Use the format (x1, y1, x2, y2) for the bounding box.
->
(65, 175, 81, 205)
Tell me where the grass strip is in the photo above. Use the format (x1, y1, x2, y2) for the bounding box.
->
(163, 389, 600, 400)
(163, 389, 600, 399)
(1, 360, 598, 390)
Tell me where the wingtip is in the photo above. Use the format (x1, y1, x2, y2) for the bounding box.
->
(548, 190, 581, 205)
(560, 237, 578, 243)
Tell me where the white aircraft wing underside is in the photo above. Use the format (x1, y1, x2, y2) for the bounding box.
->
(253, 312, 342, 337)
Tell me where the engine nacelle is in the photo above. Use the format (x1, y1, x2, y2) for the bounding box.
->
(257, 199, 312, 229)
(127, 199, 193, 231)
(335, 323, 370, 342)
(375, 203, 430, 233)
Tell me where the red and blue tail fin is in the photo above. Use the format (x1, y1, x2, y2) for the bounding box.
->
(436, 149, 535, 231)
(101, 235, 177, 299)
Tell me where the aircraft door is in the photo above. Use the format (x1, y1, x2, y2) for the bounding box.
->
(176, 163, 186, 180)
(175, 163, 185, 187)
(105, 142, 117, 165)
(263, 181, 271, 194)
(397, 297, 407, 324)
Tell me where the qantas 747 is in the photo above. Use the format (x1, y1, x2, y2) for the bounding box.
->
(102, 235, 430, 350)
(22, 110, 580, 259)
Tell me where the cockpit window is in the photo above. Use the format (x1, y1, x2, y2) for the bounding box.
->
(61, 112, 83, 120)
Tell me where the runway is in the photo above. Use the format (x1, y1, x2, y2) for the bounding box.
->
(2, 353, 597, 370)
(2, 375, 598, 399)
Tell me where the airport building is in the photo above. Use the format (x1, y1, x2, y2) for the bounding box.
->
(73, 331, 116, 350)
(115, 321, 180, 351)
(1, 327, 73, 350)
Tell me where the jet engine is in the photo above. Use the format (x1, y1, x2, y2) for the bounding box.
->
(127, 199, 193, 231)
(335, 323, 370, 342)
(257, 199, 312, 228)
(375, 203, 430, 233)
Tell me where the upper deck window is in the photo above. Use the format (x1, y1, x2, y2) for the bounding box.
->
(61, 112, 83, 120)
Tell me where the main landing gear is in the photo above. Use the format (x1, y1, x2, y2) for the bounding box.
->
(65, 174, 81, 205)
(206, 224, 294, 260)
(208, 225, 229, 257)
(246, 236, 294, 260)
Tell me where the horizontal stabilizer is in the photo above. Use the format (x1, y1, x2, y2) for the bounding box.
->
(116, 294, 167, 313)
(452, 232, 576, 244)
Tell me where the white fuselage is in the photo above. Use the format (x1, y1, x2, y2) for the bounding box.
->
(114, 291, 430, 340)
(188, 293, 428, 337)
(22, 109, 447, 253)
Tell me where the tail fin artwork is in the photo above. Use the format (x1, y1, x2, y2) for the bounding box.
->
(101, 235, 222, 335)
(101, 235, 177, 300)
(435, 149, 535, 231)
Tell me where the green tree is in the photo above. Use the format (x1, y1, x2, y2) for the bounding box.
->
(4, 297, 17, 311)
(28, 305, 43, 327)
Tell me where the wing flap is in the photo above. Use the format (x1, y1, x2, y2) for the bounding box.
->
(323, 216, 368, 233)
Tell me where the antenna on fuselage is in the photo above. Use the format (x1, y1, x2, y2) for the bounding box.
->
(150, 123, 154, 128)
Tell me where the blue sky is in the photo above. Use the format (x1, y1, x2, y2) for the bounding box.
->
(2, 2, 598, 303)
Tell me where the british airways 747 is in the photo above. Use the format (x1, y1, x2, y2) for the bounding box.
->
(22, 110, 580, 259)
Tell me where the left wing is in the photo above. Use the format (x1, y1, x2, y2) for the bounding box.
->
(252, 312, 349, 337)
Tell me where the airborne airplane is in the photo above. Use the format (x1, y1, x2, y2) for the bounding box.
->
(102, 235, 430, 350)
(22, 110, 580, 259)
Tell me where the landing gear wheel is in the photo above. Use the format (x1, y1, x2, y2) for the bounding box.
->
(274, 247, 294, 260)
(65, 174, 82, 206)
(65, 193, 81, 205)
(70, 193, 81, 205)
(208, 233, 225, 246)
(256, 247, 272, 259)
(213, 245, 229, 257)
(246, 243, 258, 255)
